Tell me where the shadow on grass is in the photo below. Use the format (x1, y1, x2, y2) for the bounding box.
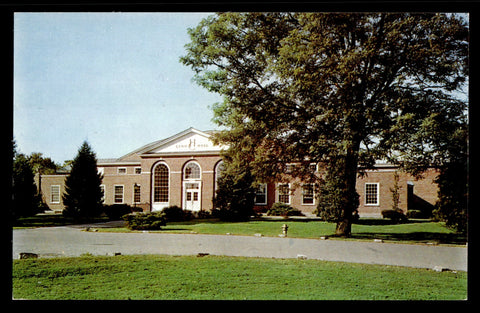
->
(353, 218, 431, 225)
(160, 228, 192, 232)
(349, 232, 466, 245)
(13, 215, 110, 228)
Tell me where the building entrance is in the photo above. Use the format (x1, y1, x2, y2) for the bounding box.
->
(184, 182, 201, 211)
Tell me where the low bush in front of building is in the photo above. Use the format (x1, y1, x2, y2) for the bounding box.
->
(266, 202, 304, 217)
(161, 205, 194, 222)
(406, 209, 429, 219)
(103, 204, 143, 220)
(381, 209, 408, 223)
(123, 212, 167, 230)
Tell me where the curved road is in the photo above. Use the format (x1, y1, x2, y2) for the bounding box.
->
(12, 223, 468, 271)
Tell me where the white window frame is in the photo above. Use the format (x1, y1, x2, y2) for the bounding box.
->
(50, 185, 60, 204)
(301, 183, 315, 205)
(151, 161, 170, 211)
(134, 167, 142, 174)
(114, 185, 124, 204)
(278, 183, 291, 204)
(254, 183, 268, 205)
(133, 184, 141, 204)
(184, 161, 202, 180)
(365, 183, 380, 206)
(117, 167, 127, 174)
(214, 160, 224, 191)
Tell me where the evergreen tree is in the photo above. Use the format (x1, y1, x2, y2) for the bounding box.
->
(62, 141, 103, 219)
(181, 13, 468, 236)
(12, 153, 38, 218)
(213, 146, 256, 221)
(432, 121, 468, 234)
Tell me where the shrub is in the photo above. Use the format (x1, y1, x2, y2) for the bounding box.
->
(103, 204, 142, 220)
(267, 203, 304, 217)
(381, 209, 408, 223)
(406, 210, 426, 219)
(194, 210, 211, 219)
(123, 212, 167, 230)
(161, 205, 193, 222)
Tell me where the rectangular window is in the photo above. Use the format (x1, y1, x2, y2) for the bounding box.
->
(114, 185, 124, 203)
(117, 167, 127, 174)
(254, 183, 267, 205)
(135, 167, 142, 174)
(302, 184, 315, 205)
(278, 184, 290, 204)
(100, 185, 105, 203)
(134, 184, 141, 203)
(365, 183, 379, 206)
(51, 185, 60, 203)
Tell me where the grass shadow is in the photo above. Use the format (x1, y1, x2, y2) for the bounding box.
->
(349, 231, 466, 245)
(353, 218, 432, 226)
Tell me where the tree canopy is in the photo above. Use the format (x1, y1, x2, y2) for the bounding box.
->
(181, 13, 468, 236)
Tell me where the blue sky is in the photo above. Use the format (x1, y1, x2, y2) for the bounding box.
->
(14, 12, 222, 164)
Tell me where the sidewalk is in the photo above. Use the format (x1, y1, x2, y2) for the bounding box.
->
(13, 225, 467, 271)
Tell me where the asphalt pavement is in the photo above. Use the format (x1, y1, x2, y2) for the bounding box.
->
(12, 222, 468, 271)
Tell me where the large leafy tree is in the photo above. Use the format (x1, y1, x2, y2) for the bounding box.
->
(62, 141, 104, 219)
(181, 13, 468, 236)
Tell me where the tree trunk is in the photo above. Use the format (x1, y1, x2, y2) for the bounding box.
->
(335, 218, 352, 237)
(334, 142, 361, 237)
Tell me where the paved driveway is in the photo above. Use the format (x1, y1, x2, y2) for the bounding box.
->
(12, 224, 468, 271)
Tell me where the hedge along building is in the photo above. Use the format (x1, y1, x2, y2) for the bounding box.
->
(37, 127, 439, 217)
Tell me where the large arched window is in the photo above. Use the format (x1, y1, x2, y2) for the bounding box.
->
(153, 163, 169, 203)
(184, 161, 201, 180)
(214, 160, 224, 191)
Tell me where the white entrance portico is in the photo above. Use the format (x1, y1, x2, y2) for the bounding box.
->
(127, 128, 226, 212)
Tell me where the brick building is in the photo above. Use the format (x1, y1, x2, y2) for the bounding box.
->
(36, 127, 439, 217)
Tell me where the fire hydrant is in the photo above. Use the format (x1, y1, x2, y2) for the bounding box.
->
(282, 224, 289, 237)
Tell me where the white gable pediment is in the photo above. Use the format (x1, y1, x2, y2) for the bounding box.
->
(141, 128, 226, 156)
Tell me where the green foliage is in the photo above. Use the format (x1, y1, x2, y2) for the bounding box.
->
(27, 152, 59, 175)
(381, 210, 408, 223)
(12, 153, 40, 218)
(390, 171, 402, 211)
(406, 210, 425, 219)
(102, 204, 142, 220)
(315, 157, 360, 228)
(62, 141, 104, 219)
(213, 153, 256, 221)
(266, 202, 304, 217)
(123, 212, 167, 230)
(434, 162, 468, 234)
(161, 205, 193, 222)
(182, 13, 468, 236)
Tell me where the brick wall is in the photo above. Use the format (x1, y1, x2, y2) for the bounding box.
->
(36, 174, 68, 213)
(356, 167, 439, 217)
(99, 154, 222, 212)
(38, 159, 439, 218)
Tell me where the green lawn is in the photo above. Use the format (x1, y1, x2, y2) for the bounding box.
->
(99, 218, 465, 245)
(13, 214, 109, 229)
(14, 214, 466, 245)
(12, 254, 467, 300)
